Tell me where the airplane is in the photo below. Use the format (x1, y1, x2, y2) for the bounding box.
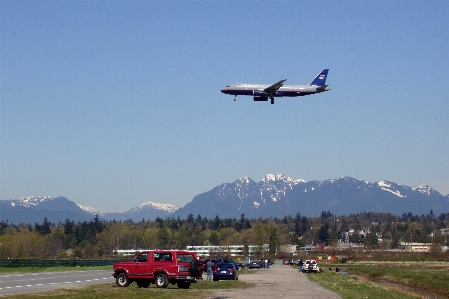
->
(221, 69, 330, 104)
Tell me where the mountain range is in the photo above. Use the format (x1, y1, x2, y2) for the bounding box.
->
(1, 174, 448, 224)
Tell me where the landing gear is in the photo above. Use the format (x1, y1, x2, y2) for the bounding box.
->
(234, 95, 237, 101)
(270, 97, 274, 104)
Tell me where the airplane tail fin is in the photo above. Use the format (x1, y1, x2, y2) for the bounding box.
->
(309, 69, 329, 86)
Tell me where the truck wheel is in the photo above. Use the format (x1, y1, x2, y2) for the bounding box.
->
(177, 281, 191, 289)
(116, 273, 130, 287)
(136, 280, 151, 288)
(155, 273, 169, 288)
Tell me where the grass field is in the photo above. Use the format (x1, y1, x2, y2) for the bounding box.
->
(306, 262, 449, 299)
(4, 279, 250, 299)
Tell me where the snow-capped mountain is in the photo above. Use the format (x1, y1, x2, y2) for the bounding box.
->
(172, 174, 448, 219)
(9, 196, 53, 207)
(77, 204, 108, 217)
(0, 197, 179, 224)
(2, 174, 448, 224)
(99, 201, 180, 222)
(127, 201, 179, 214)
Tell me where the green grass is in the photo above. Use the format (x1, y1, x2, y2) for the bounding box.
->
(0, 265, 112, 274)
(306, 270, 422, 299)
(341, 262, 449, 297)
(5, 280, 251, 299)
(306, 262, 449, 299)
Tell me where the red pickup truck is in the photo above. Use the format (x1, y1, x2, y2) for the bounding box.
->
(113, 250, 203, 289)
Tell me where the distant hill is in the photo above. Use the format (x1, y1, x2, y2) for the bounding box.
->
(1, 175, 448, 224)
(0, 196, 179, 224)
(0, 197, 94, 224)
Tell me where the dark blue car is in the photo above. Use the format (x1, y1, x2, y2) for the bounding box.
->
(213, 263, 238, 281)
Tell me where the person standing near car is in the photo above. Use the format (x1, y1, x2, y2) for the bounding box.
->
(206, 259, 214, 281)
(299, 259, 304, 272)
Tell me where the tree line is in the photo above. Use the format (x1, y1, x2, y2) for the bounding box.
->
(0, 211, 448, 259)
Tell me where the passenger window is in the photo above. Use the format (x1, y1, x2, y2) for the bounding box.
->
(177, 254, 194, 262)
(153, 253, 172, 262)
(137, 253, 148, 262)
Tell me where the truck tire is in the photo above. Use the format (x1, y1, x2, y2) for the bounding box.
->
(155, 273, 169, 288)
(177, 281, 191, 289)
(116, 273, 130, 287)
(136, 280, 151, 288)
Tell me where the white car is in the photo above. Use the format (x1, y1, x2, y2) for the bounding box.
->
(302, 259, 320, 273)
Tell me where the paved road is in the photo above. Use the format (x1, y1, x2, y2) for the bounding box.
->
(0, 265, 342, 298)
(0, 270, 114, 297)
(209, 264, 342, 299)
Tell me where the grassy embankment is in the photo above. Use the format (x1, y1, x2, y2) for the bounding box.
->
(305, 262, 449, 299)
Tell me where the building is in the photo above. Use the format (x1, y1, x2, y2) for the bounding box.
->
(185, 244, 270, 257)
(399, 242, 430, 252)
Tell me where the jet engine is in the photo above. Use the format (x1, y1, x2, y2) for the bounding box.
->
(253, 90, 268, 101)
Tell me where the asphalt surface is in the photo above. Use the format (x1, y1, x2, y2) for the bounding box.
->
(0, 265, 342, 298)
(209, 263, 342, 299)
(0, 270, 114, 297)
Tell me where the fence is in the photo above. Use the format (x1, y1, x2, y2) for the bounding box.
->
(0, 259, 120, 268)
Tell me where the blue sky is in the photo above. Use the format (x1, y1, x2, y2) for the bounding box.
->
(1, 1, 448, 213)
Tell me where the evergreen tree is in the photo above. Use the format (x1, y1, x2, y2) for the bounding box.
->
(209, 232, 219, 245)
(64, 219, 74, 235)
(269, 228, 277, 255)
(37, 217, 51, 236)
(318, 222, 330, 244)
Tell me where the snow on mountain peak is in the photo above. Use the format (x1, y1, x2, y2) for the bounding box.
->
(128, 201, 180, 213)
(261, 173, 305, 184)
(10, 196, 53, 207)
(377, 181, 391, 188)
(377, 181, 405, 198)
(236, 176, 253, 185)
(77, 204, 108, 216)
(412, 185, 434, 196)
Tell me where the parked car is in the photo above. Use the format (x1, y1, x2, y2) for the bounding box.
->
(113, 250, 202, 289)
(217, 258, 243, 270)
(302, 259, 320, 273)
(282, 260, 290, 265)
(213, 263, 238, 281)
(249, 261, 261, 269)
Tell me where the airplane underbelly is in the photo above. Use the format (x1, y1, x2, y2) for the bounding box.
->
(238, 90, 254, 96)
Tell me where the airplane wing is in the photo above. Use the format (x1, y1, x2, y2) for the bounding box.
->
(264, 79, 287, 93)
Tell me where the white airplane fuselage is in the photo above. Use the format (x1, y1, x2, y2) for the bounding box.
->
(221, 69, 330, 104)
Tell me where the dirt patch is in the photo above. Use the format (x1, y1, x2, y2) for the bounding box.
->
(207, 264, 342, 299)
